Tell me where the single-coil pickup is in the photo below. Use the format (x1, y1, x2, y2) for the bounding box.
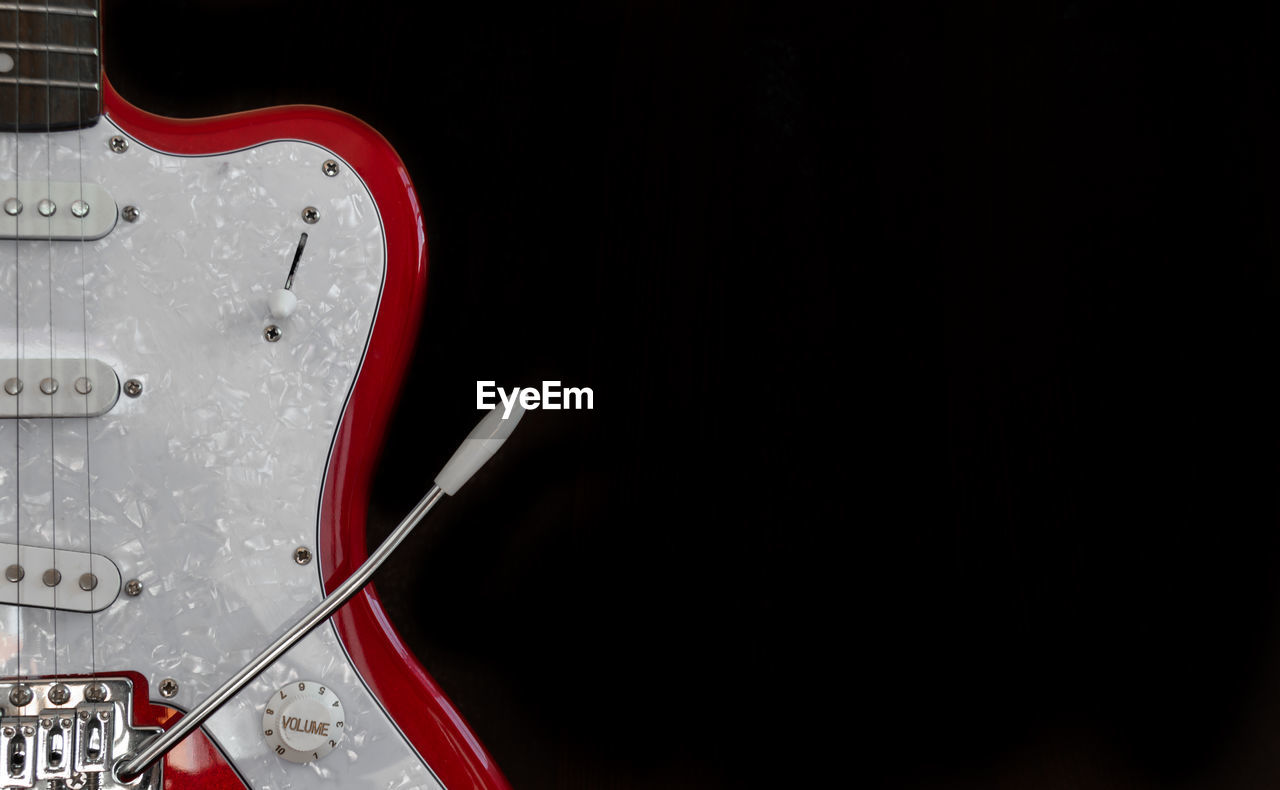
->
(0, 542, 121, 613)
(0, 180, 117, 240)
(0, 358, 119, 418)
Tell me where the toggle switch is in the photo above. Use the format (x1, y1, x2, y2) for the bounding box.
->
(268, 232, 308, 320)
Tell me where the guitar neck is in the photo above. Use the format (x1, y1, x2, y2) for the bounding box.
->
(0, 0, 101, 131)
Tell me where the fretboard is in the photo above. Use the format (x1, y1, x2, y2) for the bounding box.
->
(0, 0, 100, 131)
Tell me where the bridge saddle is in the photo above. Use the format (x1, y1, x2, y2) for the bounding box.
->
(0, 677, 160, 789)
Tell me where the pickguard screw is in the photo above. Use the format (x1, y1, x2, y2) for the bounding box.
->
(301, 206, 320, 224)
(74, 377, 92, 395)
(121, 205, 139, 223)
(78, 572, 98, 591)
(4, 197, 20, 216)
(322, 160, 340, 177)
(70, 199, 89, 218)
(83, 683, 107, 702)
(108, 135, 128, 153)
(4, 563, 22, 582)
(294, 546, 313, 565)
(8, 684, 32, 706)
(123, 379, 143, 397)
(158, 678, 178, 698)
(39, 377, 58, 395)
(3, 377, 19, 395)
(264, 325, 282, 343)
(124, 579, 142, 596)
(47, 683, 71, 705)
(43, 568, 61, 587)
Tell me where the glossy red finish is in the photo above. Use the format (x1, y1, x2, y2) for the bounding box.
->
(102, 80, 510, 790)
(122, 674, 250, 790)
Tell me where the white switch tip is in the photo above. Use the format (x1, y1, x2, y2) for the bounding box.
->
(268, 288, 298, 319)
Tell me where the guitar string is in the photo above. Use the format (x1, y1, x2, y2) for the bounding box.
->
(73, 0, 93, 675)
(10, 0, 21, 680)
(42, 0, 58, 677)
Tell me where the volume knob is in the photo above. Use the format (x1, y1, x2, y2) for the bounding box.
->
(262, 681, 345, 764)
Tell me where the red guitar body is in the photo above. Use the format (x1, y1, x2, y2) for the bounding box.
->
(101, 81, 511, 790)
(0, 75, 508, 790)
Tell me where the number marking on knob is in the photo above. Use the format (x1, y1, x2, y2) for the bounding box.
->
(261, 681, 345, 764)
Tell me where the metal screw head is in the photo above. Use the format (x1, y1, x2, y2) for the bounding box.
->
(264, 325, 282, 343)
(39, 377, 58, 395)
(322, 160, 340, 177)
(301, 206, 320, 224)
(158, 678, 179, 698)
(124, 578, 142, 596)
(1, 726, 11, 737)
(108, 135, 128, 153)
(83, 683, 108, 702)
(8, 684, 32, 706)
(4, 563, 22, 582)
(78, 572, 98, 591)
(4, 197, 21, 216)
(42, 568, 61, 587)
(47, 683, 71, 705)
(121, 205, 140, 223)
(3, 377, 19, 396)
(21, 725, 33, 736)
(123, 378, 143, 397)
(70, 199, 89, 218)
(294, 546, 313, 565)
(74, 376, 92, 395)
(37, 198, 55, 217)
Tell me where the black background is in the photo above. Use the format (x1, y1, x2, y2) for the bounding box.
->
(101, 1, 1280, 788)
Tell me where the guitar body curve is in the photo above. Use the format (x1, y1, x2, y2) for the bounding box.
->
(0, 78, 507, 789)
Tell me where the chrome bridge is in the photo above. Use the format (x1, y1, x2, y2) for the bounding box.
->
(0, 677, 160, 789)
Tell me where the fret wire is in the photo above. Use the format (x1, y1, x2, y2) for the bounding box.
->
(0, 3, 97, 18)
(0, 0, 102, 130)
(0, 41, 99, 55)
(0, 76, 99, 90)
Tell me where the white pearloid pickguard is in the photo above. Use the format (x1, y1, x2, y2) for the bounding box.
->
(0, 117, 442, 789)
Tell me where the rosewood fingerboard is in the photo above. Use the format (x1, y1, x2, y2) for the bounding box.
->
(0, 0, 100, 131)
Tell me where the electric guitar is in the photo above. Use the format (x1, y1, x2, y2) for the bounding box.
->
(0, 2, 510, 788)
